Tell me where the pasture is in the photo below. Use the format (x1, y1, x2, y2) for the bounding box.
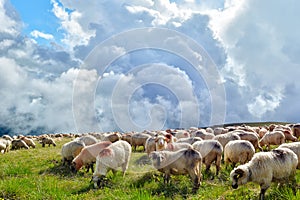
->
(0, 137, 300, 200)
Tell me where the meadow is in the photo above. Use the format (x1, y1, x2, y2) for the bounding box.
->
(0, 136, 299, 200)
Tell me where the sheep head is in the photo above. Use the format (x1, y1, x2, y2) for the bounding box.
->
(230, 167, 249, 189)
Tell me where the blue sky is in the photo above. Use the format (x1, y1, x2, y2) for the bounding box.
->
(1, 0, 300, 135)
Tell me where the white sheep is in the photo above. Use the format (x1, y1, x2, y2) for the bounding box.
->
(174, 130, 190, 139)
(278, 142, 300, 168)
(150, 148, 202, 193)
(72, 141, 112, 172)
(192, 129, 214, 140)
(74, 135, 98, 146)
(231, 130, 263, 151)
(192, 140, 223, 176)
(61, 140, 85, 166)
(230, 148, 298, 200)
(259, 131, 285, 151)
(0, 141, 6, 153)
(176, 137, 202, 144)
(155, 135, 168, 151)
(213, 132, 240, 148)
(92, 140, 132, 188)
(0, 138, 11, 153)
(165, 142, 193, 151)
(224, 140, 255, 167)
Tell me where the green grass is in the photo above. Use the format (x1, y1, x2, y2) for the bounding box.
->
(0, 138, 299, 200)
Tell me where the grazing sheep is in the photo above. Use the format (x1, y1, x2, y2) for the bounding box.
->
(92, 141, 132, 188)
(213, 132, 240, 148)
(258, 127, 268, 138)
(131, 133, 151, 151)
(274, 128, 298, 142)
(121, 133, 133, 145)
(230, 148, 298, 200)
(72, 141, 112, 172)
(102, 132, 121, 143)
(192, 140, 223, 176)
(165, 142, 193, 151)
(61, 140, 85, 166)
(21, 137, 36, 148)
(40, 137, 57, 147)
(224, 140, 255, 168)
(278, 142, 300, 168)
(259, 131, 285, 151)
(150, 148, 202, 193)
(232, 130, 263, 151)
(74, 135, 98, 146)
(176, 137, 202, 144)
(11, 139, 30, 150)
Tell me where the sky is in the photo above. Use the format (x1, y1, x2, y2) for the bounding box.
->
(0, 0, 300, 135)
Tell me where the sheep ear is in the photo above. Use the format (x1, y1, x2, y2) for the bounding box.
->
(235, 168, 244, 177)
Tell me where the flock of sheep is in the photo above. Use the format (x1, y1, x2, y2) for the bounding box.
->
(1, 123, 300, 199)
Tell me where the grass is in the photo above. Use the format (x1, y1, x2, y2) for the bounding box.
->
(0, 137, 299, 200)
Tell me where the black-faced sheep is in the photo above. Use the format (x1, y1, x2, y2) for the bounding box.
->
(92, 140, 131, 188)
(224, 140, 255, 168)
(192, 140, 223, 176)
(72, 141, 112, 172)
(150, 148, 202, 193)
(230, 148, 298, 200)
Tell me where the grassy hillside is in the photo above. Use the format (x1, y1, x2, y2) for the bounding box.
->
(0, 137, 299, 200)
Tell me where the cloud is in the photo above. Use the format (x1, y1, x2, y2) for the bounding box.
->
(30, 30, 54, 40)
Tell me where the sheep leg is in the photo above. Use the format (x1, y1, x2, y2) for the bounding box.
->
(189, 170, 200, 193)
(259, 185, 269, 200)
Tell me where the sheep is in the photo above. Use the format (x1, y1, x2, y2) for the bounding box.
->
(61, 140, 85, 166)
(121, 132, 133, 145)
(278, 142, 300, 168)
(292, 124, 300, 138)
(74, 135, 98, 146)
(259, 131, 285, 151)
(192, 140, 223, 176)
(224, 140, 255, 168)
(11, 139, 30, 150)
(92, 140, 132, 188)
(0, 141, 7, 153)
(274, 128, 298, 142)
(2, 135, 13, 141)
(155, 135, 168, 151)
(102, 132, 121, 143)
(0, 138, 11, 153)
(231, 130, 263, 151)
(176, 137, 202, 144)
(150, 148, 202, 193)
(165, 142, 193, 151)
(174, 130, 190, 139)
(230, 148, 298, 200)
(193, 129, 214, 140)
(72, 141, 112, 173)
(40, 137, 57, 147)
(131, 132, 151, 151)
(213, 127, 228, 135)
(213, 132, 240, 148)
(21, 137, 36, 148)
(145, 137, 156, 155)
